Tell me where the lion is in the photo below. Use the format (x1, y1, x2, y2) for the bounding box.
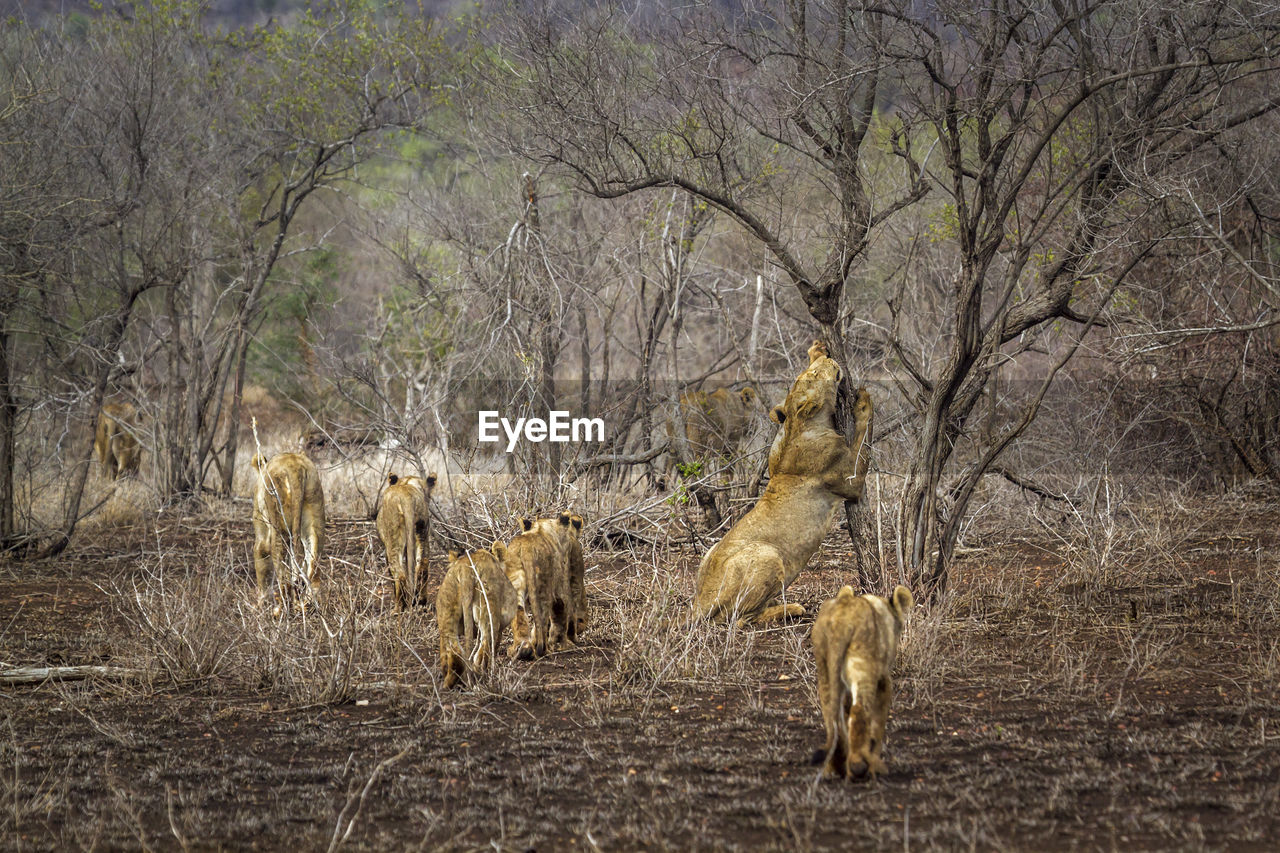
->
(95, 402, 141, 481)
(810, 584, 914, 779)
(670, 385, 761, 458)
(666, 386, 762, 525)
(437, 543, 520, 688)
(251, 452, 325, 614)
(567, 514, 588, 637)
(692, 341, 873, 625)
(502, 513, 575, 659)
(376, 472, 437, 611)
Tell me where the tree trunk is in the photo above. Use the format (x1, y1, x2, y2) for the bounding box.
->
(818, 317, 877, 592)
(0, 305, 16, 551)
(540, 318, 561, 480)
(220, 331, 251, 496)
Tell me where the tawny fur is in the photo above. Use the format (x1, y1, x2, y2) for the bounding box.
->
(567, 514, 588, 637)
(502, 513, 575, 659)
(437, 544, 519, 688)
(376, 472, 436, 610)
(810, 585, 913, 779)
(95, 402, 141, 481)
(251, 452, 325, 614)
(668, 385, 760, 458)
(693, 341, 873, 624)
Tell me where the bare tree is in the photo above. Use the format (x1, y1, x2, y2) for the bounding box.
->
(881, 0, 1280, 590)
(0, 15, 186, 557)
(487, 0, 1280, 593)
(0, 30, 78, 552)
(485, 0, 930, 576)
(180, 3, 444, 498)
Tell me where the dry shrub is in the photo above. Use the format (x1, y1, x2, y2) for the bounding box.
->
(81, 477, 159, 533)
(603, 553, 763, 690)
(117, 555, 245, 686)
(114, 544, 443, 704)
(894, 592, 964, 711)
(0, 721, 71, 838)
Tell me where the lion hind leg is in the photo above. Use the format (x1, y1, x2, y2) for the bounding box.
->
(746, 602, 806, 627)
(508, 606, 533, 660)
(713, 546, 786, 625)
(812, 645, 839, 769)
(441, 643, 466, 689)
(821, 685, 854, 779)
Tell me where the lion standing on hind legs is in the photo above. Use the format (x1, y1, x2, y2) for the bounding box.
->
(810, 585, 914, 779)
(376, 472, 436, 611)
(692, 340, 873, 625)
(251, 452, 325, 615)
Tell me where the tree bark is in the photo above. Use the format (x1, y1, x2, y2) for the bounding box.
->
(0, 291, 16, 551)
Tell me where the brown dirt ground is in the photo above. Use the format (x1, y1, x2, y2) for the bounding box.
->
(3, 492, 1280, 851)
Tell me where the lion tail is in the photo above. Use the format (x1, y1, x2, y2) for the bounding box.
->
(440, 595, 467, 689)
(846, 680, 870, 760)
(839, 642, 880, 772)
(401, 500, 416, 606)
(523, 548, 544, 657)
(461, 564, 478, 661)
(287, 470, 304, 577)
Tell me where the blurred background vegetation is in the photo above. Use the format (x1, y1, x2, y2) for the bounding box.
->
(2, 0, 1277, 594)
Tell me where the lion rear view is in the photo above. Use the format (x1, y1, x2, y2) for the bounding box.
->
(437, 544, 519, 688)
(252, 452, 325, 614)
(502, 513, 575, 660)
(810, 585, 913, 779)
(376, 472, 436, 611)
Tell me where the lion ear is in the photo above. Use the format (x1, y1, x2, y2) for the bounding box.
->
(426, 472, 437, 488)
(769, 406, 786, 425)
(558, 511, 571, 527)
(522, 517, 534, 532)
(807, 339, 827, 363)
(387, 473, 399, 486)
(835, 585, 856, 603)
(891, 585, 915, 620)
(741, 387, 756, 404)
(447, 549, 460, 561)
(570, 515, 583, 531)
(491, 541, 507, 560)
(251, 454, 267, 471)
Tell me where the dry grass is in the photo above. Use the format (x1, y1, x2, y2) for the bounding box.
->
(3, 479, 1280, 849)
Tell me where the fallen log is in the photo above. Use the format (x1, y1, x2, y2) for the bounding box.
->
(0, 665, 146, 685)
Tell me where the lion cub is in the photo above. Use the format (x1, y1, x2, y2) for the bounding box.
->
(437, 544, 520, 688)
(251, 452, 326, 614)
(95, 402, 142, 480)
(376, 472, 436, 611)
(810, 585, 913, 779)
(502, 513, 575, 659)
